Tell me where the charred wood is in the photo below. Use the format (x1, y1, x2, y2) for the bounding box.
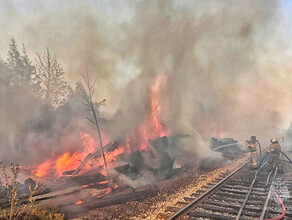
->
(60, 188, 159, 218)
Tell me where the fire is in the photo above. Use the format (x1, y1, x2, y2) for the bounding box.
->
(134, 75, 167, 151)
(55, 152, 82, 175)
(32, 75, 166, 178)
(149, 75, 166, 138)
(81, 132, 98, 152)
(100, 170, 107, 176)
(98, 180, 109, 185)
(32, 160, 52, 177)
(93, 146, 126, 175)
(105, 187, 112, 194)
(75, 200, 84, 205)
(96, 187, 113, 198)
(32, 132, 98, 177)
(32, 132, 125, 178)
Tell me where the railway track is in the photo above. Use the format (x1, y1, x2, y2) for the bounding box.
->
(157, 153, 292, 220)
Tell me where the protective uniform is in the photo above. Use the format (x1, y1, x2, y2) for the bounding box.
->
(246, 137, 258, 169)
(268, 138, 282, 171)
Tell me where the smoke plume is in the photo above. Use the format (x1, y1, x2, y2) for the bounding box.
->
(1, 0, 291, 171)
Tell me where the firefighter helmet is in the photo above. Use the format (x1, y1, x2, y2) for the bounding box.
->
(271, 138, 277, 143)
(250, 136, 256, 141)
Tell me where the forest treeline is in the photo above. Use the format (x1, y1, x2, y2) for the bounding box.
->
(0, 38, 94, 161)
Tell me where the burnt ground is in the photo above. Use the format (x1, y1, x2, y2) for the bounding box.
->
(69, 155, 248, 220)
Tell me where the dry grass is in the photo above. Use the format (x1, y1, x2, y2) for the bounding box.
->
(0, 162, 64, 220)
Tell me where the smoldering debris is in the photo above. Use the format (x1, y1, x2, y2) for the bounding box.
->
(0, 0, 289, 193)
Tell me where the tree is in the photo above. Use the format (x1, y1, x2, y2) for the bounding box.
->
(7, 38, 24, 80)
(68, 81, 88, 113)
(36, 48, 69, 108)
(21, 44, 41, 95)
(0, 58, 8, 151)
(81, 72, 108, 171)
(6, 38, 25, 106)
(6, 38, 40, 97)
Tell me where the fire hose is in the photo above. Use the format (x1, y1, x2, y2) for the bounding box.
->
(256, 139, 262, 160)
(258, 150, 292, 168)
(264, 187, 286, 220)
(278, 150, 292, 164)
(212, 141, 246, 151)
(212, 139, 262, 155)
(262, 150, 292, 219)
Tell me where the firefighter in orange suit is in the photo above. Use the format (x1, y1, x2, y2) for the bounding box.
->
(246, 136, 258, 169)
(268, 138, 282, 172)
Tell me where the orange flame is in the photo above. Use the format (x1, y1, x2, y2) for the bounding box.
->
(134, 75, 167, 151)
(75, 200, 84, 205)
(53, 132, 98, 176)
(32, 132, 126, 178)
(32, 160, 52, 177)
(32, 75, 166, 178)
(149, 75, 166, 137)
(55, 152, 82, 175)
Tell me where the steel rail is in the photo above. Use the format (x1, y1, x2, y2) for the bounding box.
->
(259, 152, 284, 220)
(259, 167, 278, 220)
(168, 160, 250, 220)
(235, 161, 269, 220)
(265, 167, 275, 186)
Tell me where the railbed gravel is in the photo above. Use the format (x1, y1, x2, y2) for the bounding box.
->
(70, 156, 248, 220)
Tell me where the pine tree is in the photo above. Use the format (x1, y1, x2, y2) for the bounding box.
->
(7, 38, 25, 86)
(7, 38, 22, 69)
(6, 38, 40, 98)
(21, 44, 41, 95)
(36, 48, 69, 108)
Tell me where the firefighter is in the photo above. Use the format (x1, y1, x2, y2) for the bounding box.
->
(267, 138, 282, 172)
(246, 136, 259, 169)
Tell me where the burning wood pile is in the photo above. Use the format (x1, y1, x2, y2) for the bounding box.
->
(0, 134, 194, 218)
(0, 72, 244, 218)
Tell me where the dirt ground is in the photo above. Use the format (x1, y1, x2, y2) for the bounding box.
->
(69, 155, 249, 220)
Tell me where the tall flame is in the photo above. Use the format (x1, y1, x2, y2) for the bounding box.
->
(32, 75, 166, 178)
(135, 75, 167, 151)
(149, 75, 166, 137)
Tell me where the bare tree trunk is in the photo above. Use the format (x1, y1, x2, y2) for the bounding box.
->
(81, 72, 108, 171)
(91, 104, 108, 170)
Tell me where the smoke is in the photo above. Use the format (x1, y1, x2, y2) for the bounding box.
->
(1, 0, 291, 172)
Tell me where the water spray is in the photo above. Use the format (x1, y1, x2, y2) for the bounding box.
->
(212, 141, 246, 151)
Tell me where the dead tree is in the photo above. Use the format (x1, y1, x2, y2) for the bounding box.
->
(80, 72, 108, 171)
